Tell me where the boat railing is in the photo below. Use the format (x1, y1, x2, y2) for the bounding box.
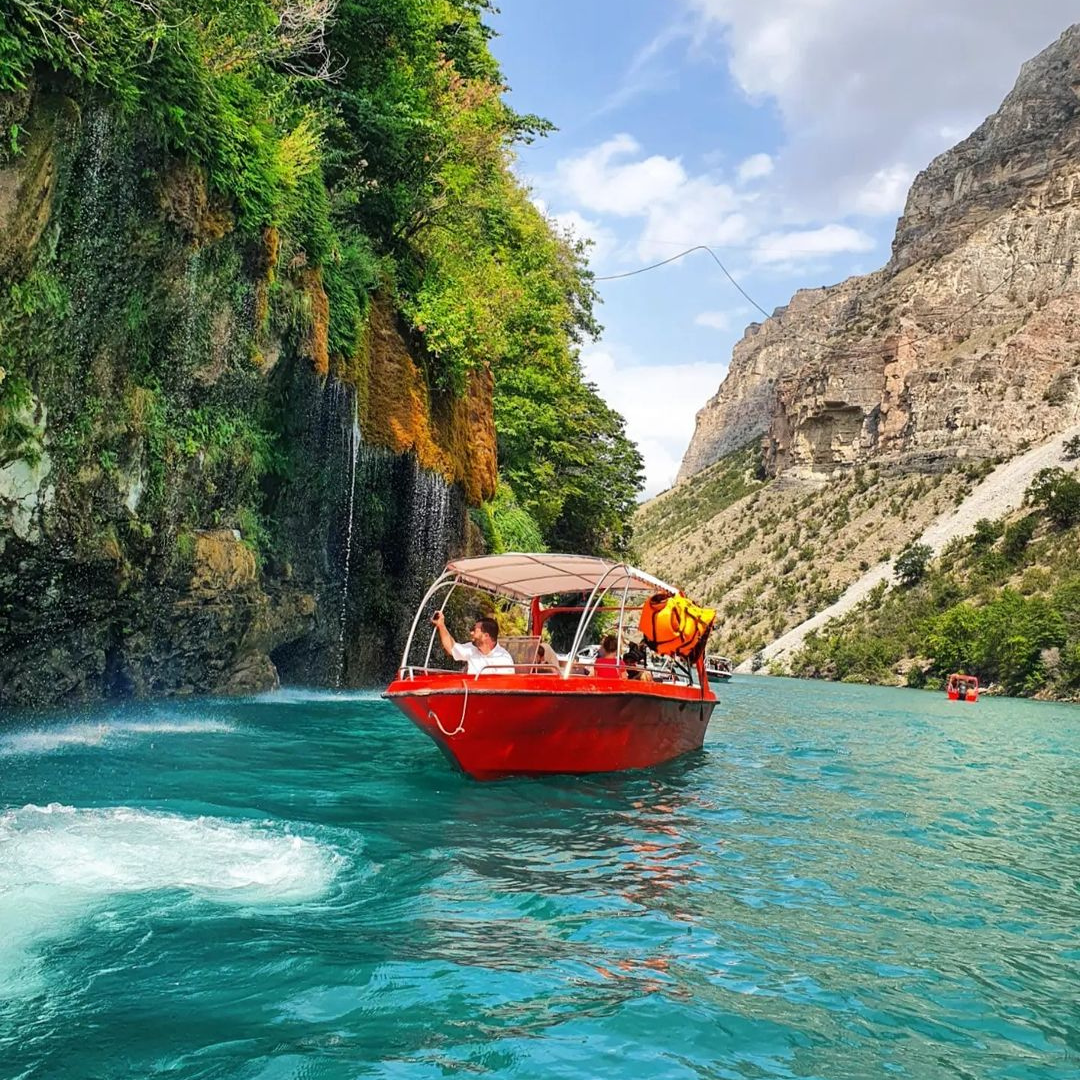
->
(396, 662, 693, 684)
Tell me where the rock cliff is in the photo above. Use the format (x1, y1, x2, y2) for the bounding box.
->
(678, 24, 1080, 484)
(0, 82, 494, 706)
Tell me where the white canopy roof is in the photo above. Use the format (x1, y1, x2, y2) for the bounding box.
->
(443, 553, 677, 602)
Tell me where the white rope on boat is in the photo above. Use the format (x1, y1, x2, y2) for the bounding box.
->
(428, 680, 469, 737)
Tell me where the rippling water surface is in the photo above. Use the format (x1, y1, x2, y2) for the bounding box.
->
(1, 678, 1077, 1079)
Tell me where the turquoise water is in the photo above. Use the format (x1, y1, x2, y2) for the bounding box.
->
(1, 678, 1077, 1079)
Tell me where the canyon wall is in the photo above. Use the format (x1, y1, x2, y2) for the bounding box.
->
(679, 25, 1080, 484)
(0, 83, 495, 706)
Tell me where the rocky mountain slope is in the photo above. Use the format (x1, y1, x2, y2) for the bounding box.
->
(638, 25, 1080, 666)
(743, 426, 1080, 673)
(678, 24, 1080, 485)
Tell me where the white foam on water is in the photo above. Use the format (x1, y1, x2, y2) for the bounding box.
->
(0, 804, 343, 998)
(252, 687, 384, 704)
(0, 717, 236, 756)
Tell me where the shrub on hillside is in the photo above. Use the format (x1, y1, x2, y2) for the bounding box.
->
(970, 518, 1001, 550)
(1027, 468, 1080, 527)
(895, 543, 932, 587)
(1003, 513, 1039, 561)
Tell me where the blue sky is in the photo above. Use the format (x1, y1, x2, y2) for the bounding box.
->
(487, 0, 1078, 496)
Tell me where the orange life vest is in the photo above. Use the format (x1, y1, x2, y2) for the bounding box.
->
(638, 592, 716, 661)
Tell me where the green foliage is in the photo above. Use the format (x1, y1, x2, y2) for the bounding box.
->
(322, 230, 382, 360)
(1027, 467, 1080, 527)
(894, 542, 932, 587)
(928, 591, 1065, 695)
(970, 517, 1001, 550)
(471, 482, 546, 554)
(1002, 513, 1038, 561)
(2, 0, 642, 563)
(790, 497, 1080, 698)
(0, 370, 40, 466)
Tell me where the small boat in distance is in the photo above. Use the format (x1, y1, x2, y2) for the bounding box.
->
(383, 554, 718, 780)
(946, 673, 979, 702)
(705, 654, 733, 681)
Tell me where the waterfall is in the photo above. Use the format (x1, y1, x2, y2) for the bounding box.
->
(181, 248, 204, 369)
(335, 399, 361, 687)
(407, 462, 453, 593)
(289, 380, 466, 686)
(69, 108, 136, 361)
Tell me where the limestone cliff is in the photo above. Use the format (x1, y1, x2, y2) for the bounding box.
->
(679, 24, 1080, 484)
(0, 82, 494, 706)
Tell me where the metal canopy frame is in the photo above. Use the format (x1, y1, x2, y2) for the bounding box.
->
(398, 553, 682, 681)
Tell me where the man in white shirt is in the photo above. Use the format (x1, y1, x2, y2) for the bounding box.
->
(431, 611, 515, 675)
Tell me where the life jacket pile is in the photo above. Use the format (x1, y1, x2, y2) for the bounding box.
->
(638, 591, 716, 663)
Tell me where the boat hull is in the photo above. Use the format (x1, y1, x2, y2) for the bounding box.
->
(384, 674, 717, 780)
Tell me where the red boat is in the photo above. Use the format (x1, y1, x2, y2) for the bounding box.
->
(384, 554, 718, 780)
(946, 673, 979, 702)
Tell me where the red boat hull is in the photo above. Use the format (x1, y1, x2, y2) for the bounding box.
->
(384, 673, 717, 780)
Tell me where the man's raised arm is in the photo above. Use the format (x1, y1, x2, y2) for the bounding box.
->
(431, 610, 458, 657)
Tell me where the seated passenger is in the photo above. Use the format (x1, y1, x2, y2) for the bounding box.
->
(593, 634, 626, 679)
(622, 639, 653, 682)
(431, 611, 514, 675)
(534, 641, 560, 674)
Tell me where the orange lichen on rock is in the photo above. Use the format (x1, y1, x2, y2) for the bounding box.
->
(252, 227, 279, 331)
(361, 296, 497, 504)
(158, 160, 233, 246)
(297, 267, 330, 377)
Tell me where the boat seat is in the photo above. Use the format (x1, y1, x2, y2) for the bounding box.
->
(501, 635, 542, 669)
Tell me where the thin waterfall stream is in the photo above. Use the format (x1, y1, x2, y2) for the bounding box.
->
(335, 389, 361, 688)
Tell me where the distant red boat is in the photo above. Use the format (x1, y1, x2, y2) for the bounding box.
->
(946, 673, 979, 702)
(384, 554, 718, 780)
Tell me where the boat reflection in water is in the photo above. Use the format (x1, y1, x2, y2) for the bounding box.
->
(384, 554, 718, 780)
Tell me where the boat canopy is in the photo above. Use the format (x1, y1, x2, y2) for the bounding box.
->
(443, 553, 676, 602)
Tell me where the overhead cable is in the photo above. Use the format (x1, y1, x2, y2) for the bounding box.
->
(594, 244, 773, 320)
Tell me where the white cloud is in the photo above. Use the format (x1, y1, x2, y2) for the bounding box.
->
(694, 311, 732, 331)
(737, 153, 774, 184)
(582, 347, 726, 498)
(548, 139, 749, 263)
(555, 134, 687, 217)
(551, 208, 620, 265)
(682, 0, 1077, 217)
(751, 224, 875, 265)
(637, 187, 749, 261)
(854, 165, 913, 217)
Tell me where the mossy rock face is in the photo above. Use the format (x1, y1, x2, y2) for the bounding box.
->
(0, 89, 78, 279)
(361, 296, 497, 504)
(0, 91, 479, 706)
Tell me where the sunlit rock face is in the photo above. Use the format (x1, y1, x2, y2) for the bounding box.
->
(0, 82, 483, 707)
(679, 24, 1080, 483)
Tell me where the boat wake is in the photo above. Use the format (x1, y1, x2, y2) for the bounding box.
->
(0, 717, 236, 756)
(0, 804, 343, 998)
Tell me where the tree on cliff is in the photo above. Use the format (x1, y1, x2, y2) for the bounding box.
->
(0, 0, 643, 556)
(894, 543, 932, 587)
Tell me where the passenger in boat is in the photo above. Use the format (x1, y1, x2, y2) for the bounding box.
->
(623, 639, 653, 682)
(431, 611, 515, 675)
(533, 641, 560, 674)
(593, 635, 626, 679)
